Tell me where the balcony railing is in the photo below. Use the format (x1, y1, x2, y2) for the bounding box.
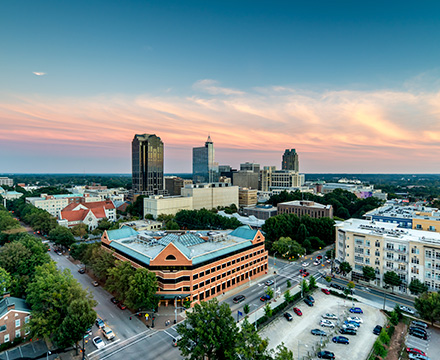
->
(383, 247, 408, 253)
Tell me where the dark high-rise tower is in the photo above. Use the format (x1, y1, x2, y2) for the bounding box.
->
(193, 136, 219, 183)
(132, 134, 164, 195)
(282, 149, 299, 172)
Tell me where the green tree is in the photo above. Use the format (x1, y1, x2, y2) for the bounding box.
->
(56, 298, 97, 350)
(243, 304, 250, 315)
(284, 290, 292, 303)
(362, 266, 376, 282)
(408, 278, 429, 295)
(264, 303, 272, 318)
(70, 223, 88, 238)
(325, 276, 332, 284)
(106, 261, 135, 302)
(286, 280, 291, 288)
(383, 271, 402, 292)
(125, 268, 159, 311)
(414, 292, 440, 325)
(166, 220, 180, 230)
(98, 218, 112, 231)
(301, 280, 309, 295)
(265, 286, 274, 299)
(308, 275, 317, 289)
(272, 343, 294, 360)
(176, 298, 239, 360)
(49, 226, 75, 248)
(236, 318, 270, 360)
(272, 237, 305, 259)
(0, 267, 11, 294)
(90, 246, 116, 281)
(339, 261, 352, 276)
(296, 224, 309, 243)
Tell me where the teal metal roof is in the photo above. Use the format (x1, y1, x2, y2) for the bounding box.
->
(229, 226, 258, 240)
(192, 241, 253, 265)
(107, 226, 138, 240)
(109, 241, 151, 265)
(6, 191, 22, 195)
(53, 193, 83, 198)
(0, 297, 30, 318)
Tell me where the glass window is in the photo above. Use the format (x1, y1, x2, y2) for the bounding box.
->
(15, 319, 20, 328)
(15, 330, 20, 338)
(4, 334, 9, 343)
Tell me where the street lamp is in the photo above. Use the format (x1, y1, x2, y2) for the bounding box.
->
(274, 252, 278, 267)
(47, 351, 51, 360)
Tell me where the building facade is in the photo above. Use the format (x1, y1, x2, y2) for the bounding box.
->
(282, 149, 299, 171)
(143, 195, 193, 219)
(58, 200, 116, 229)
(238, 188, 258, 207)
(192, 136, 219, 183)
(243, 204, 278, 220)
(132, 134, 165, 196)
(277, 200, 333, 219)
(233, 170, 259, 189)
(0, 294, 31, 344)
(101, 226, 268, 306)
(0, 177, 13, 187)
(165, 177, 193, 196)
(181, 183, 239, 210)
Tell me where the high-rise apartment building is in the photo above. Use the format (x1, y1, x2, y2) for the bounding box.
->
(192, 136, 219, 183)
(132, 134, 165, 195)
(282, 149, 299, 172)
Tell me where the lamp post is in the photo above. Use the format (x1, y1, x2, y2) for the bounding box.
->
(274, 252, 278, 267)
(47, 351, 51, 360)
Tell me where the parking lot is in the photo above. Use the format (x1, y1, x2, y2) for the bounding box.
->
(405, 322, 440, 359)
(260, 289, 386, 359)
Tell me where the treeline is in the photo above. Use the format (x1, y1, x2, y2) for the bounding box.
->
(267, 189, 384, 219)
(70, 242, 159, 310)
(174, 209, 242, 230)
(262, 213, 335, 256)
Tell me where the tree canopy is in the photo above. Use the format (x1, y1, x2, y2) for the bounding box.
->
(362, 266, 376, 282)
(408, 278, 428, 295)
(414, 292, 440, 325)
(174, 209, 241, 230)
(383, 271, 402, 291)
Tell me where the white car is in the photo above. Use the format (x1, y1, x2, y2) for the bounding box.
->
(102, 326, 115, 340)
(320, 320, 335, 328)
(302, 262, 309, 267)
(313, 260, 321, 266)
(322, 313, 338, 320)
(93, 336, 105, 349)
(347, 316, 363, 323)
(342, 323, 357, 330)
(399, 305, 415, 315)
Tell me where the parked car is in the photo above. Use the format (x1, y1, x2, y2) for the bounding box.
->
(317, 350, 335, 359)
(284, 312, 293, 321)
(320, 319, 335, 328)
(349, 307, 363, 314)
(339, 328, 357, 335)
(95, 318, 105, 329)
(260, 294, 271, 302)
(342, 323, 358, 331)
(284, 313, 293, 321)
(399, 305, 415, 315)
(332, 336, 349, 344)
(303, 298, 314, 307)
(409, 327, 427, 336)
(233, 295, 246, 304)
(311, 329, 327, 336)
(293, 307, 302, 316)
(406, 348, 427, 356)
(409, 329, 427, 340)
(411, 320, 428, 329)
(102, 326, 115, 340)
(322, 313, 337, 320)
(344, 320, 360, 328)
(92, 281, 99, 287)
(265, 280, 274, 286)
(408, 354, 430, 360)
(92, 336, 105, 349)
(78, 268, 86, 274)
(373, 325, 382, 335)
(321, 288, 330, 295)
(347, 316, 363, 323)
(110, 297, 119, 304)
(306, 295, 315, 303)
(117, 303, 127, 310)
(330, 283, 343, 290)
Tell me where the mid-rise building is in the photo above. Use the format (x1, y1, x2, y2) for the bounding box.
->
(282, 149, 299, 172)
(0, 294, 31, 343)
(165, 176, 193, 196)
(238, 188, 258, 207)
(0, 177, 13, 187)
(192, 136, 219, 183)
(243, 204, 278, 220)
(240, 162, 260, 173)
(101, 225, 268, 307)
(277, 200, 333, 219)
(132, 134, 165, 196)
(144, 195, 193, 219)
(181, 183, 238, 210)
(335, 218, 440, 293)
(233, 170, 259, 189)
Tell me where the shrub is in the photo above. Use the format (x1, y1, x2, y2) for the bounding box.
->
(379, 329, 390, 345)
(386, 325, 395, 338)
(373, 340, 387, 358)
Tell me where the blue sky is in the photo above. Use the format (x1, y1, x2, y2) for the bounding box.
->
(1, 1, 440, 173)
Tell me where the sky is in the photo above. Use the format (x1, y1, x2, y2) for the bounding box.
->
(1, 0, 440, 174)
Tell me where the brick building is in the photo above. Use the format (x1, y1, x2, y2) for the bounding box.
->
(0, 294, 31, 344)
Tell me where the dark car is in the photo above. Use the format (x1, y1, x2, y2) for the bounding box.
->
(311, 329, 327, 336)
(411, 320, 428, 329)
(284, 312, 293, 321)
(317, 350, 335, 359)
(317, 255, 323, 260)
(78, 268, 86, 274)
(306, 295, 315, 303)
(299, 269, 305, 274)
(303, 298, 314, 307)
(409, 329, 427, 340)
(233, 295, 246, 304)
(330, 283, 343, 290)
(260, 294, 271, 302)
(409, 326, 427, 335)
(339, 328, 357, 335)
(373, 325, 382, 335)
(321, 288, 330, 295)
(110, 297, 119, 304)
(332, 336, 349, 344)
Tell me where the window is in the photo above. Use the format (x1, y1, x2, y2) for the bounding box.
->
(375, 250, 380, 257)
(15, 330, 20, 338)
(354, 256, 363, 263)
(15, 319, 20, 328)
(386, 261, 393, 269)
(365, 258, 370, 264)
(4, 334, 9, 343)
(193, 274, 199, 280)
(416, 224, 422, 229)
(375, 258, 380, 265)
(366, 240, 370, 247)
(411, 247, 419, 254)
(25, 316, 30, 324)
(428, 226, 435, 231)
(366, 249, 370, 256)
(165, 255, 176, 261)
(426, 250, 432, 258)
(375, 241, 380, 247)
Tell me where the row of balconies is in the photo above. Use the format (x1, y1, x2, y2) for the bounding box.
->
(383, 246, 408, 253)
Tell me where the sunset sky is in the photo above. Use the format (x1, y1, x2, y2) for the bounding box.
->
(2, 1, 440, 174)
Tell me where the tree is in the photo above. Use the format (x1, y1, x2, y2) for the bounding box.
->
(98, 218, 112, 231)
(125, 268, 159, 311)
(236, 318, 270, 360)
(243, 304, 250, 315)
(362, 266, 376, 282)
(296, 224, 309, 243)
(301, 279, 309, 295)
(408, 279, 429, 295)
(106, 261, 135, 301)
(325, 276, 332, 284)
(264, 303, 272, 318)
(286, 280, 291, 288)
(166, 220, 180, 230)
(0, 267, 11, 294)
(414, 292, 440, 325)
(383, 271, 402, 292)
(70, 223, 88, 238)
(90, 246, 115, 281)
(272, 343, 294, 360)
(345, 281, 355, 301)
(284, 290, 292, 303)
(49, 226, 75, 248)
(265, 286, 274, 299)
(339, 261, 352, 276)
(308, 275, 317, 289)
(176, 298, 239, 360)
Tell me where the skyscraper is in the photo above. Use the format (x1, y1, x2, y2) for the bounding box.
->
(192, 136, 219, 183)
(132, 134, 164, 195)
(282, 149, 299, 172)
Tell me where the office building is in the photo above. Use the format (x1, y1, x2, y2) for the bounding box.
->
(132, 134, 165, 195)
(239, 188, 258, 207)
(243, 204, 278, 220)
(101, 225, 268, 307)
(144, 195, 193, 219)
(181, 183, 238, 210)
(233, 170, 259, 189)
(277, 200, 333, 219)
(240, 162, 260, 173)
(282, 149, 299, 172)
(165, 176, 193, 196)
(192, 136, 219, 183)
(260, 168, 305, 192)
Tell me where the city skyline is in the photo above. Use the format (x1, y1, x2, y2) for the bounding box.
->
(2, 1, 440, 174)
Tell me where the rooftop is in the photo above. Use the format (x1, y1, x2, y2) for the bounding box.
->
(365, 203, 440, 220)
(278, 200, 331, 209)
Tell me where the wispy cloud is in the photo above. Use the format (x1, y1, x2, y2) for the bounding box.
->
(1, 79, 440, 173)
(32, 72, 46, 76)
